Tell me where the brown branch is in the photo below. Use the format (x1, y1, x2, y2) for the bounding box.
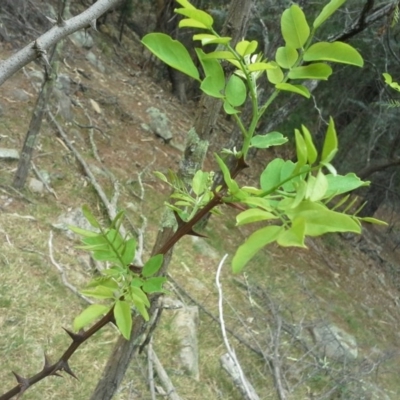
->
(0, 156, 248, 399)
(331, 1, 397, 42)
(357, 157, 400, 179)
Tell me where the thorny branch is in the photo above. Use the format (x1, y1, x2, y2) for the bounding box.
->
(0, 156, 248, 399)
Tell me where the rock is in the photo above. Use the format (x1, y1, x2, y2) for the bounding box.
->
(191, 236, 220, 260)
(38, 170, 51, 185)
(56, 73, 71, 94)
(146, 107, 173, 142)
(311, 323, 358, 361)
(70, 30, 94, 49)
(52, 207, 98, 239)
(162, 297, 184, 309)
(86, 51, 106, 73)
(172, 306, 199, 379)
(28, 70, 44, 86)
(0, 148, 19, 160)
(10, 89, 30, 102)
(53, 89, 72, 121)
(28, 178, 44, 193)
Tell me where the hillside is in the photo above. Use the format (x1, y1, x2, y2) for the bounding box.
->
(1, 7, 400, 400)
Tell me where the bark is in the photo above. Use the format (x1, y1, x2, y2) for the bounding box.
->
(13, 49, 61, 189)
(0, 0, 123, 86)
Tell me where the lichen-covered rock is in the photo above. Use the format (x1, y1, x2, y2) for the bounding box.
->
(312, 323, 358, 361)
(146, 107, 173, 142)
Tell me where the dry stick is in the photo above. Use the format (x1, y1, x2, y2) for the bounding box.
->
(147, 341, 156, 400)
(31, 161, 58, 199)
(48, 230, 93, 304)
(216, 254, 260, 400)
(168, 273, 263, 357)
(150, 347, 183, 400)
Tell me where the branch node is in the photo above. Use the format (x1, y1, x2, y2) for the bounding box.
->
(12, 371, 30, 391)
(59, 360, 79, 380)
(62, 327, 85, 343)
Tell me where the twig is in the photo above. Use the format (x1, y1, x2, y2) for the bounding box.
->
(216, 254, 259, 400)
(147, 340, 156, 400)
(150, 347, 183, 400)
(48, 231, 93, 304)
(31, 161, 58, 199)
(168, 273, 263, 357)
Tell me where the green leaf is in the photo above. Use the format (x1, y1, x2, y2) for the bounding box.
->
(235, 40, 258, 56)
(236, 208, 277, 226)
(276, 46, 298, 69)
(281, 4, 310, 49)
(324, 173, 369, 198)
(196, 49, 225, 86)
(87, 276, 119, 290)
(359, 217, 388, 226)
(68, 225, 98, 237)
(313, 0, 346, 28)
(250, 132, 288, 149)
(175, 0, 196, 10)
(223, 101, 239, 115)
(215, 153, 240, 194)
(81, 286, 115, 299)
(304, 42, 363, 67)
(288, 63, 332, 80)
(383, 72, 400, 92)
(260, 158, 285, 192)
(153, 171, 168, 183)
(92, 250, 121, 264)
(200, 75, 225, 98)
(295, 129, 308, 168)
(266, 62, 284, 84)
(114, 300, 132, 340)
(142, 33, 200, 81)
(280, 160, 302, 192)
(286, 200, 361, 236)
(203, 51, 236, 60)
(142, 254, 164, 278)
(232, 226, 282, 273)
(321, 117, 338, 163)
(175, 8, 213, 29)
(122, 237, 136, 266)
(134, 300, 149, 321)
(277, 217, 306, 247)
(241, 196, 274, 211)
(142, 277, 167, 294)
(248, 62, 275, 72)
(130, 286, 150, 307)
(82, 205, 101, 228)
(193, 34, 231, 45)
(301, 125, 317, 164)
(179, 18, 209, 29)
(225, 75, 247, 107)
(306, 170, 328, 201)
(73, 304, 110, 331)
(106, 229, 124, 251)
(275, 83, 310, 98)
(192, 170, 209, 196)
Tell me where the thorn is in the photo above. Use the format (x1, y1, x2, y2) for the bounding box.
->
(12, 371, 30, 390)
(173, 211, 185, 228)
(62, 327, 85, 343)
(46, 16, 57, 24)
(187, 229, 207, 238)
(59, 360, 79, 380)
(89, 19, 97, 31)
(43, 353, 52, 369)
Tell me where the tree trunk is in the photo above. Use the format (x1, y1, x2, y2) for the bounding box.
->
(90, 1, 253, 398)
